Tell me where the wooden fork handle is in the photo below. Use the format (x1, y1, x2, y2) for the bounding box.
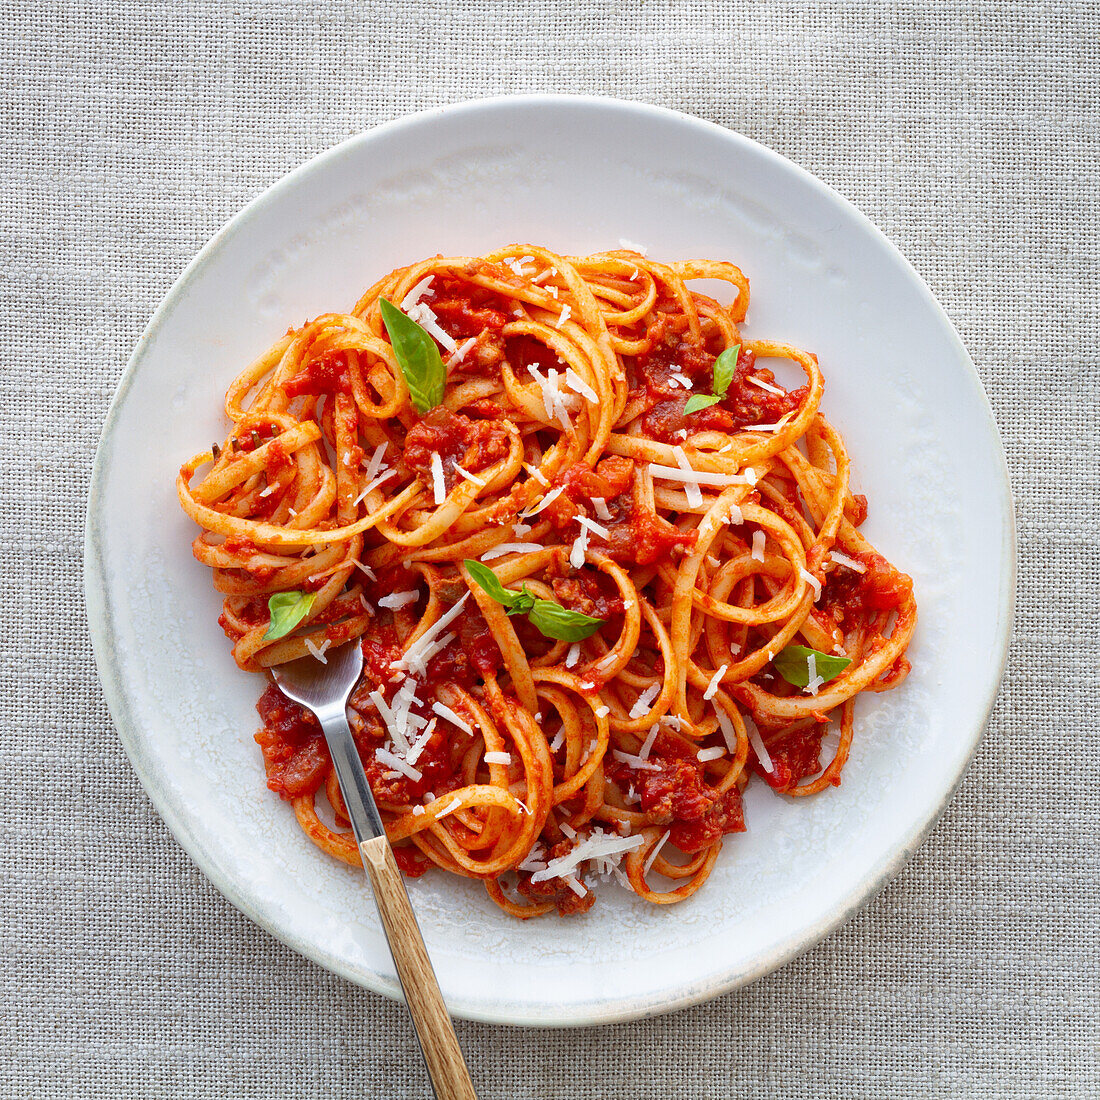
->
(360, 835, 478, 1100)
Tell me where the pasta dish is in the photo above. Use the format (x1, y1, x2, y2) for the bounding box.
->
(177, 245, 916, 917)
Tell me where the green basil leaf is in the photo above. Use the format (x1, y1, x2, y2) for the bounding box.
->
(772, 644, 851, 688)
(264, 590, 318, 641)
(464, 559, 525, 610)
(379, 297, 446, 414)
(712, 344, 741, 398)
(684, 393, 721, 415)
(527, 599, 604, 642)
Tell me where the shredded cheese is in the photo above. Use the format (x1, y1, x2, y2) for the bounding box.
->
(390, 593, 469, 674)
(430, 452, 446, 505)
(830, 550, 867, 573)
(576, 515, 609, 540)
(629, 683, 661, 719)
(697, 746, 726, 763)
(564, 367, 597, 402)
(565, 644, 581, 668)
(672, 446, 703, 508)
(751, 530, 766, 561)
(521, 485, 563, 517)
(452, 462, 486, 487)
(530, 829, 644, 883)
(304, 638, 331, 664)
(747, 375, 784, 396)
(643, 831, 671, 876)
(399, 276, 434, 310)
(703, 664, 728, 700)
(431, 701, 474, 735)
(480, 542, 545, 560)
(375, 747, 423, 782)
(523, 462, 549, 486)
(446, 336, 477, 366)
(611, 749, 661, 771)
(591, 496, 612, 521)
(379, 590, 419, 610)
(484, 751, 512, 765)
(648, 463, 749, 488)
(569, 524, 589, 569)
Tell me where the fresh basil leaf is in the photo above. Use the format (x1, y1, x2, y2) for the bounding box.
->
(464, 559, 525, 611)
(527, 599, 604, 642)
(264, 590, 317, 641)
(379, 297, 446, 414)
(684, 393, 721, 415)
(772, 644, 851, 688)
(465, 560, 603, 640)
(712, 344, 740, 399)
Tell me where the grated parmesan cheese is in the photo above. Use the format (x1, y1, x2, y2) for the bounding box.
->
(430, 452, 446, 505)
(446, 336, 477, 366)
(480, 542, 545, 560)
(304, 638, 331, 664)
(399, 276, 434, 311)
(569, 524, 589, 569)
(576, 515, 609, 540)
(591, 496, 612, 521)
(530, 829, 644, 883)
(432, 701, 474, 735)
(672, 446, 703, 508)
(611, 749, 661, 771)
(747, 374, 784, 396)
(452, 462, 486, 488)
(697, 746, 726, 762)
(379, 590, 419, 610)
(629, 682, 661, 719)
(565, 643, 581, 668)
(830, 550, 866, 573)
(798, 566, 822, 600)
(522, 462, 549, 486)
(375, 747, 423, 782)
(751, 531, 766, 561)
(564, 367, 597, 402)
(484, 751, 512, 765)
(643, 830, 671, 876)
(703, 664, 728, 700)
(521, 485, 563, 518)
(649, 463, 750, 488)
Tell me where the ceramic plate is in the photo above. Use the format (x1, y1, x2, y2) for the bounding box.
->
(85, 96, 1014, 1026)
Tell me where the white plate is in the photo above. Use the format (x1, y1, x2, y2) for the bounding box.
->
(86, 96, 1014, 1026)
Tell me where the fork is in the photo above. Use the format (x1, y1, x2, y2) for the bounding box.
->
(272, 641, 477, 1100)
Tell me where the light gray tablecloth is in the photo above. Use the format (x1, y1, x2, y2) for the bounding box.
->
(7, 1, 1097, 1096)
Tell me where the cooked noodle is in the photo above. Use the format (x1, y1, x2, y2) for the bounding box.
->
(178, 246, 916, 917)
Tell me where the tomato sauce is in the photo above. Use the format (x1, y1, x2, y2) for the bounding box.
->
(752, 726, 827, 793)
(254, 683, 331, 799)
(631, 321, 806, 442)
(401, 407, 510, 487)
(282, 351, 351, 398)
(607, 735, 746, 854)
(820, 552, 914, 631)
(546, 457, 696, 567)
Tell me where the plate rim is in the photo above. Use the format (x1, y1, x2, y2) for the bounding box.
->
(85, 93, 1017, 1027)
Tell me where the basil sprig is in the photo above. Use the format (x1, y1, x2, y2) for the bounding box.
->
(379, 297, 446, 414)
(684, 344, 740, 415)
(464, 559, 604, 642)
(264, 590, 317, 641)
(772, 644, 851, 688)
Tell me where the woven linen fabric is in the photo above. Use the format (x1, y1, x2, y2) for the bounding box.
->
(5, 0, 1098, 1096)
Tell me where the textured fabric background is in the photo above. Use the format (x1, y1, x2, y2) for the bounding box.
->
(5, 1, 1097, 1096)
